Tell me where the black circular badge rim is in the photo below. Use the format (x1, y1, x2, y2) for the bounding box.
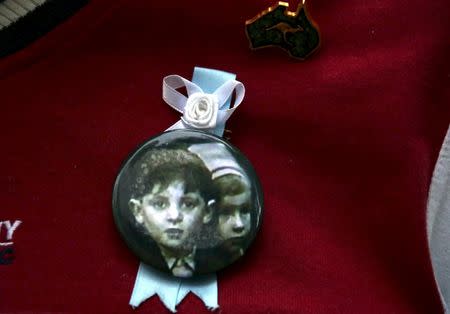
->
(112, 129, 264, 276)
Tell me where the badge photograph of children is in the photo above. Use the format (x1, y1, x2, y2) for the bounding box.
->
(116, 135, 262, 278)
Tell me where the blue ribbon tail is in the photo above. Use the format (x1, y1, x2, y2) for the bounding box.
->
(129, 263, 218, 312)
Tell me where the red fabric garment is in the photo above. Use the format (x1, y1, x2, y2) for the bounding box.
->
(0, 0, 449, 312)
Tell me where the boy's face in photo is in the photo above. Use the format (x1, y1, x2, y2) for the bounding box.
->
(130, 180, 210, 251)
(218, 192, 251, 243)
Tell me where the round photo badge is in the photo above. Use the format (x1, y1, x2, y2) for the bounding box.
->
(113, 129, 263, 278)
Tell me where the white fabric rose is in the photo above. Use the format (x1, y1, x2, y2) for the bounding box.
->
(162, 74, 245, 132)
(182, 92, 219, 129)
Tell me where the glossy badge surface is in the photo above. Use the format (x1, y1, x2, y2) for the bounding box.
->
(113, 129, 263, 277)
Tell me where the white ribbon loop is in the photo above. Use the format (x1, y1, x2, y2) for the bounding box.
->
(213, 79, 245, 109)
(162, 75, 245, 130)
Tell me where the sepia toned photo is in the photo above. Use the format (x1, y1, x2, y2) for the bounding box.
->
(113, 129, 263, 277)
